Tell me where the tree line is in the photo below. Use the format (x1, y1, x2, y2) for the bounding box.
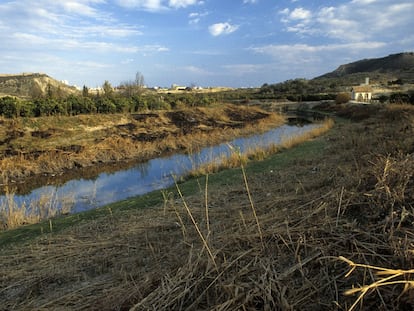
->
(0, 87, 217, 118)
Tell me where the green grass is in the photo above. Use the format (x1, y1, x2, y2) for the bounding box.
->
(0, 191, 163, 248)
(0, 133, 327, 249)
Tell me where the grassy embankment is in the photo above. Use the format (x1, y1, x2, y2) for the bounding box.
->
(0, 104, 286, 230)
(0, 104, 284, 184)
(1, 103, 414, 310)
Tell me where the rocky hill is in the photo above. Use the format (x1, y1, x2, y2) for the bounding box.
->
(0, 73, 79, 98)
(316, 52, 414, 83)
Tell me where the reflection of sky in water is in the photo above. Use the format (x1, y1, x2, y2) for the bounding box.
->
(1, 124, 318, 213)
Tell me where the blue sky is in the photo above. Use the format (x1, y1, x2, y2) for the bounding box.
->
(0, 0, 413, 88)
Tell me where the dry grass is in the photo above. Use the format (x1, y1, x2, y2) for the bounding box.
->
(280, 118, 334, 149)
(340, 256, 414, 311)
(0, 105, 284, 184)
(0, 104, 414, 310)
(0, 187, 74, 230)
(188, 118, 334, 177)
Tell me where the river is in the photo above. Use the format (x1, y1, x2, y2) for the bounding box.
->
(1, 123, 319, 214)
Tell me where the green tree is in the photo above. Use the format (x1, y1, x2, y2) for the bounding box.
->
(96, 97, 116, 113)
(82, 85, 89, 97)
(0, 96, 19, 118)
(132, 95, 148, 111)
(46, 82, 53, 98)
(102, 80, 113, 97)
(19, 100, 34, 117)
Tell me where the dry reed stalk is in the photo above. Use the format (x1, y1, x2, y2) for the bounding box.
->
(204, 174, 210, 236)
(173, 176, 218, 270)
(188, 119, 334, 178)
(0, 187, 74, 230)
(339, 256, 414, 311)
(280, 118, 334, 149)
(162, 190, 187, 238)
(228, 144, 264, 249)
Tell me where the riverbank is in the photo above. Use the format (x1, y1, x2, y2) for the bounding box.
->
(1, 103, 413, 310)
(0, 104, 284, 186)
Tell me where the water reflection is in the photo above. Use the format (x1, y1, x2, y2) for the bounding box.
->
(1, 124, 318, 213)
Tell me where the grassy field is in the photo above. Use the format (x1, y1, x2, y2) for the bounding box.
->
(1, 103, 414, 310)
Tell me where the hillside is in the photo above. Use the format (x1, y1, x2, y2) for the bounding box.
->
(0, 73, 79, 98)
(316, 52, 414, 83)
(258, 52, 414, 99)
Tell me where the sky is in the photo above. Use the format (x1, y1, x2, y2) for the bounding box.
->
(0, 0, 413, 88)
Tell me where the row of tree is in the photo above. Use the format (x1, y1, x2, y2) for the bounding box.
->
(0, 90, 221, 118)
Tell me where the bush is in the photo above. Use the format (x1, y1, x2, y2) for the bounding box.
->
(335, 92, 351, 104)
(0, 96, 19, 118)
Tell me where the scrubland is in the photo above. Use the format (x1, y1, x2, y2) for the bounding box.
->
(1, 103, 414, 310)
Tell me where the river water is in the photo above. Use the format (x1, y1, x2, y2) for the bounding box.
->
(1, 123, 319, 213)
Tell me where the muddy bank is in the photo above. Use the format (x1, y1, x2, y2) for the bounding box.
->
(0, 104, 284, 186)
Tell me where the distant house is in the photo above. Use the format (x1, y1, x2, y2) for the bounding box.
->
(351, 78, 373, 102)
(171, 84, 187, 91)
(351, 85, 373, 102)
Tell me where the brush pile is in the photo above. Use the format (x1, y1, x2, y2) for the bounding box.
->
(1, 104, 414, 310)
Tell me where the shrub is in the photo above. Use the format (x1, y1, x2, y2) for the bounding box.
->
(0, 96, 19, 118)
(335, 92, 351, 104)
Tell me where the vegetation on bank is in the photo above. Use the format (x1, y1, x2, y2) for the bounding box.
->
(1, 75, 413, 120)
(0, 118, 331, 231)
(0, 104, 284, 184)
(187, 118, 334, 178)
(0, 89, 218, 118)
(0, 103, 413, 310)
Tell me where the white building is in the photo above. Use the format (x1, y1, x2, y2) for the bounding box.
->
(351, 78, 373, 102)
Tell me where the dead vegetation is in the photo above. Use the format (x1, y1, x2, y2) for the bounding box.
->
(0, 104, 414, 310)
(0, 104, 283, 184)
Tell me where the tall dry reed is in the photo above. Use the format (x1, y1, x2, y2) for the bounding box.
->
(0, 188, 74, 230)
(188, 118, 334, 177)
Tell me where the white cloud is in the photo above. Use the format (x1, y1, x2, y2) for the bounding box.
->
(0, 1, 141, 37)
(115, 0, 201, 10)
(251, 42, 386, 55)
(280, 1, 414, 42)
(0, 0, 145, 55)
(115, 0, 165, 11)
(279, 7, 313, 34)
(279, 7, 312, 21)
(141, 45, 169, 53)
(351, 0, 377, 4)
(249, 42, 387, 73)
(289, 8, 312, 20)
(188, 11, 208, 25)
(247, 41, 391, 79)
(60, 1, 101, 17)
(208, 22, 239, 36)
(169, 0, 199, 8)
(279, 8, 290, 15)
(243, 0, 258, 4)
(222, 64, 264, 75)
